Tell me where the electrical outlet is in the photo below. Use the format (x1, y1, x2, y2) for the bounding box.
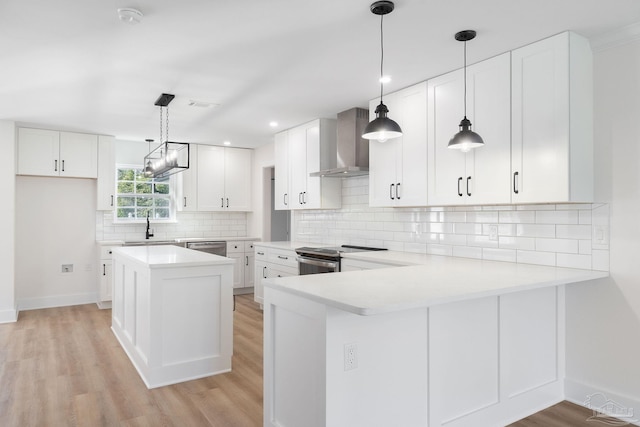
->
(344, 343, 358, 371)
(61, 264, 73, 273)
(593, 225, 609, 245)
(488, 225, 498, 241)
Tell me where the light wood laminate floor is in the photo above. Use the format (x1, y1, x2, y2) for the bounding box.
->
(0, 295, 612, 426)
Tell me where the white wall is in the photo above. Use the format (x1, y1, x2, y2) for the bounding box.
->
(15, 176, 98, 310)
(564, 34, 640, 413)
(0, 121, 16, 322)
(248, 141, 275, 242)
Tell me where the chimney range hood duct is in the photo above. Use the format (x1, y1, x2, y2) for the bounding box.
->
(310, 108, 370, 178)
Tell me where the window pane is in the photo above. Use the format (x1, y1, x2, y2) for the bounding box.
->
(156, 198, 170, 207)
(136, 183, 152, 194)
(118, 169, 135, 180)
(154, 183, 169, 194)
(136, 170, 151, 182)
(118, 196, 135, 207)
(155, 208, 170, 218)
(137, 197, 153, 207)
(118, 182, 134, 194)
(136, 208, 151, 218)
(117, 208, 135, 218)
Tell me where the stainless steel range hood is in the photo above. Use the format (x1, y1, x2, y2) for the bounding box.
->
(310, 108, 370, 177)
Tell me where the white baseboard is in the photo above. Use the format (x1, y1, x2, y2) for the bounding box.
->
(18, 292, 98, 311)
(0, 307, 18, 323)
(565, 378, 640, 426)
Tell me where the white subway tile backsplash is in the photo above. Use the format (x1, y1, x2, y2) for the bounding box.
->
(536, 238, 579, 254)
(499, 211, 536, 224)
(557, 253, 591, 269)
(289, 180, 609, 271)
(536, 210, 579, 224)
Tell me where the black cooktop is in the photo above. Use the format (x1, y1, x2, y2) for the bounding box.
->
(295, 245, 387, 259)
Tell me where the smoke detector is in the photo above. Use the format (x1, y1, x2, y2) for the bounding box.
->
(117, 8, 143, 25)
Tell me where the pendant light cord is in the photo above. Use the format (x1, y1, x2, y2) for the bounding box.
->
(379, 12, 384, 103)
(463, 39, 467, 118)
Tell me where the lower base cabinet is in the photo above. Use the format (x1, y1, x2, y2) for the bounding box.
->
(254, 245, 298, 305)
(227, 241, 258, 294)
(97, 244, 120, 308)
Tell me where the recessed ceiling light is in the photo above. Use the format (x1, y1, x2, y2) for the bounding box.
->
(223, 141, 231, 146)
(379, 75, 391, 84)
(188, 100, 218, 108)
(269, 121, 278, 128)
(117, 8, 143, 25)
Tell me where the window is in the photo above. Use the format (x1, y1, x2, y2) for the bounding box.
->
(116, 165, 173, 221)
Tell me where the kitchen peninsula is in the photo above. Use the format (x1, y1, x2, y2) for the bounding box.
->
(111, 245, 234, 389)
(263, 253, 608, 427)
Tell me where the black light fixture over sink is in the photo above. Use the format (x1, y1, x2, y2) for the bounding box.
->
(448, 30, 485, 152)
(362, 1, 403, 143)
(143, 93, 190, 179)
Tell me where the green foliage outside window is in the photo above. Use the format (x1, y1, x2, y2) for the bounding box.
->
(116, 166, 172, 220)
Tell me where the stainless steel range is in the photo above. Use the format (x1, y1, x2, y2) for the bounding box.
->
(295, 245, 387, 275)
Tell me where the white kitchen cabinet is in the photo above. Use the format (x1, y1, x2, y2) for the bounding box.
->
(254, 245, 298, 305)
(274, 118, 341, 211)
(197, 146, 252, 211)
(227, 240, 257, 294)
(17, 128, 98, 178)
(97, 244, 120, 308)
(369, 82, 428, 207)
(511, 32, 593, 203)
(177, 144, 197, 211)
(274, 131, 290, 209)
(427, 53, 512, 205)
(96, 135, 116, 210)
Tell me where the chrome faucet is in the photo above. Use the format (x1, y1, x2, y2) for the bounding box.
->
(146, 212, 154, 239)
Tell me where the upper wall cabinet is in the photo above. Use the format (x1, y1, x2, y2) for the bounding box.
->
(96, 135, 116, 210)
(197, 145, 252, 212)
(177, 145, 198, 211)
(427, 53, 512, 205)
(17, 128, 98, 178)
(274, 118, 341, 211)
(511, 32, 593, 203)
(369, 82, 428, 207)
(274, 131, 290, 210)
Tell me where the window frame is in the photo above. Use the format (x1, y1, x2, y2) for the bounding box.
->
(113, 164, 177, 223)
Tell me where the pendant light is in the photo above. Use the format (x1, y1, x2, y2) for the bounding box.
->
(143, 93, 190, 179)
(448, 30, 484, 152)
(362, 1, 402, 143)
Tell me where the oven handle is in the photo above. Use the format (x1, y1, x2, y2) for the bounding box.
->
(297, 256, 339, 269)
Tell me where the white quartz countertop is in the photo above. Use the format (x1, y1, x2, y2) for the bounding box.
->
(265, 255, 608, 315)
(112, 245, 235, 269)
(98, 236, 259, 245)
(341, 250, 430, 266)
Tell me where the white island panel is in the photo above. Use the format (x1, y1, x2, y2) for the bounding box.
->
(112, 246, 234, 389)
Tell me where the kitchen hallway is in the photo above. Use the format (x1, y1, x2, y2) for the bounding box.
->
(0, 296, 604, 426)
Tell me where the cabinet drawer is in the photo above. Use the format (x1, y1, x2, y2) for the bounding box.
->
(226, 241, 244, 253)
(269, 264, 298, 278)
(268, 249, 297, 268)
(100, 246, 119, 259)
(244, 241, 256, 252)
(255, 246, 268, 259)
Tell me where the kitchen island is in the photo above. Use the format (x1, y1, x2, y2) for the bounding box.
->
(111, 245, 234, 389)
(263, 254, 608, 427)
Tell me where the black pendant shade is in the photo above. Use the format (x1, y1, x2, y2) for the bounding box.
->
(448, 30, 484, 152)
(362, 101, 402, 142)
(363, 1, 402, 143)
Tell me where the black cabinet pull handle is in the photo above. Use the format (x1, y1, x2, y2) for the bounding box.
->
(54, 160, 58, 172)
(263, 266, 267, 279)
(257, 251, 265, 256)
(110, 195, 114, 206)
(183, 197, 187, 207)
(299, 192, 302, 204)
(62, 160, 65, 172)
(277, 255, 288, 260)
(226, 198, 229, 208)
(513, 172, 519, 194)
(246, 256, 249, 266)
(284, 193, 288, 206)
(390, 183, 395, 200)
(466, 176, 472, 197)
(396, 183, 401, 200)
(221, 197, 224, 208)
(103, 264, 106, 276)
(458, 177, 463, 197)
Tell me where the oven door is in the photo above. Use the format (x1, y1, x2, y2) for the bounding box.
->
(297, 256, 340, 275)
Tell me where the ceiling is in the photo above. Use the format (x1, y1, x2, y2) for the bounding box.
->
(1, 0, 639, 149)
